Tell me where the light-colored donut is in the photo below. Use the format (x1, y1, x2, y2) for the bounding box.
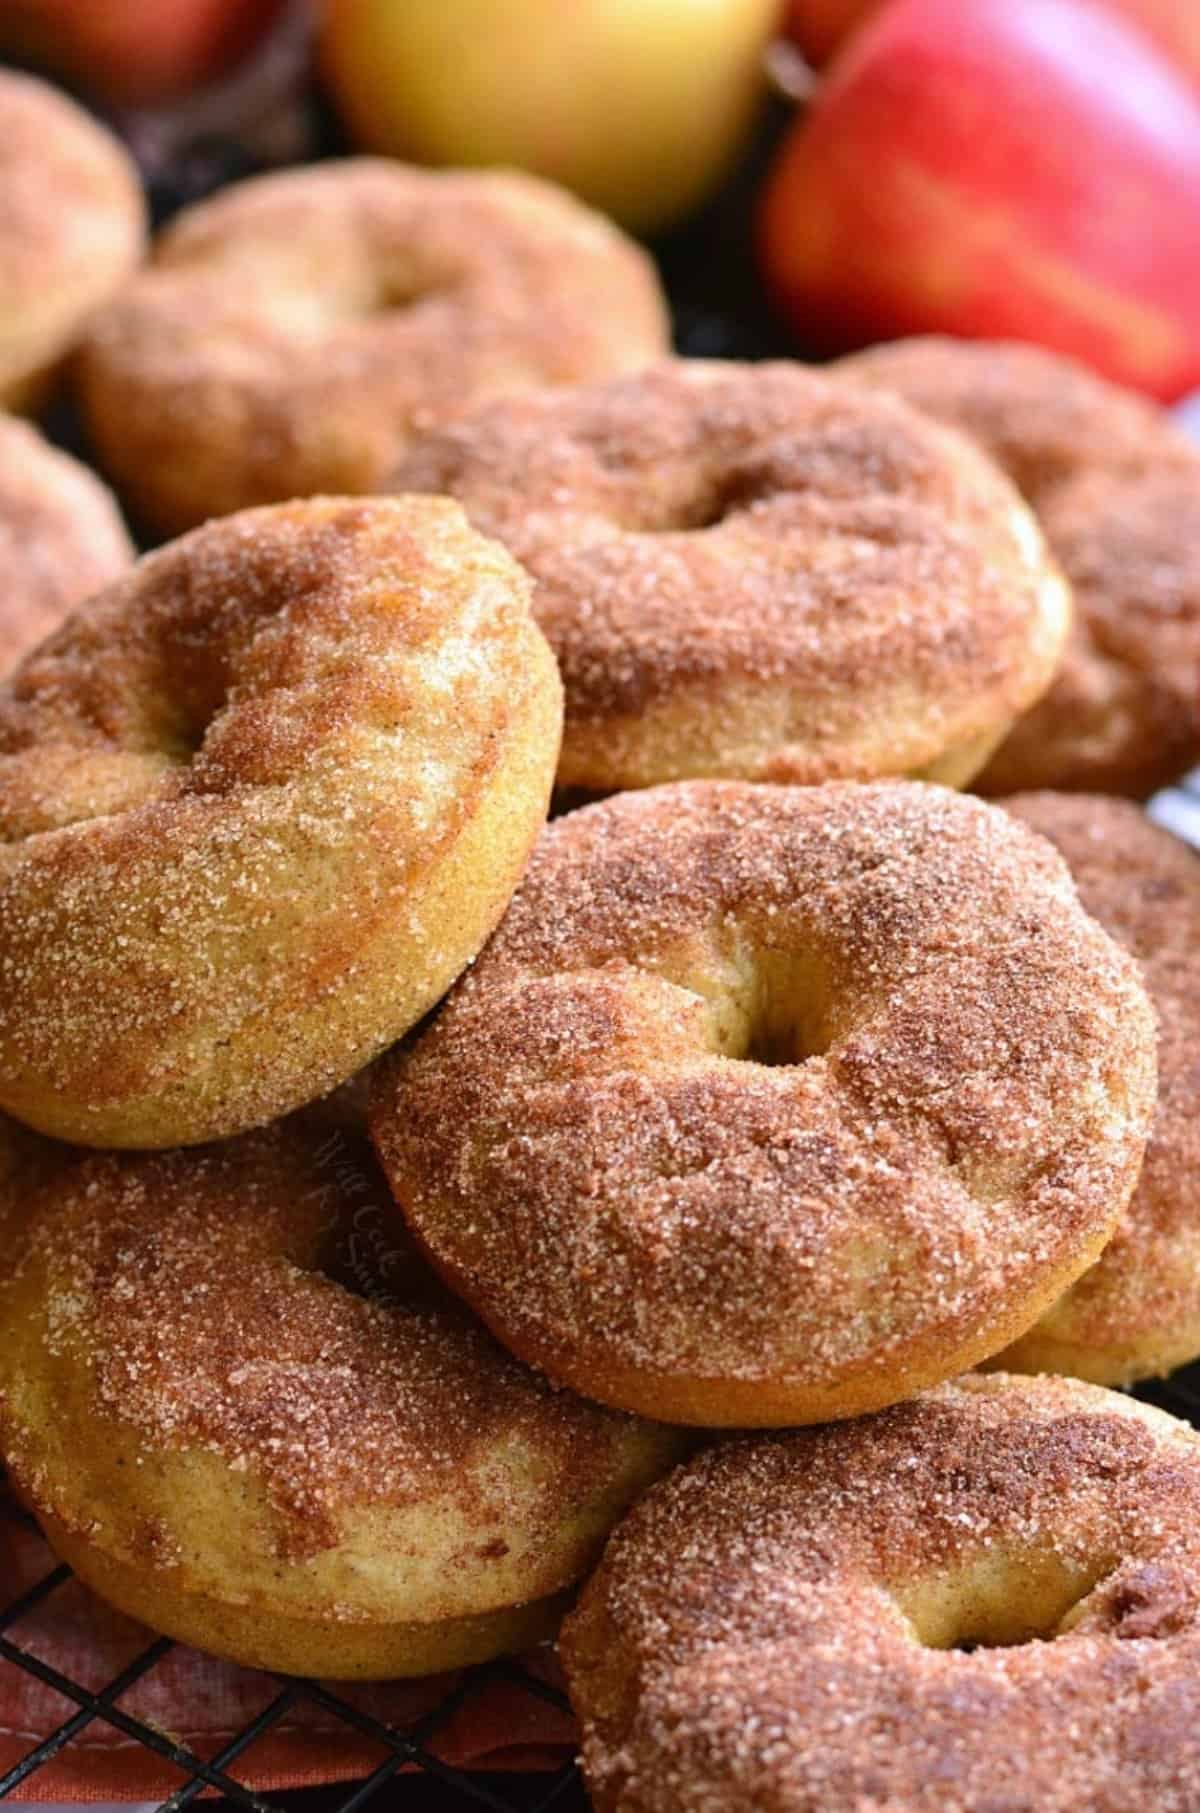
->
(0, 69, 145, 412)
(0, 412, 132, 673)
(389, 359, 1070, 794)
(77, 158, 670, 536)
(0, 496, 562, 1147)
(998, 793, 1200, 1383)
(371, 781, 1156, 1426)
(562, 1373, 1200, 1813)
(0, 1122, 684, 1678)
(837, 337, 1200, 797)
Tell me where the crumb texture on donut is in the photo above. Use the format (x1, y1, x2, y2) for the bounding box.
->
(838, 337, 1200, 797)
(0, 1122, 682, 1677)
(77, 158, 669, 535)
(372, 781, 1156, 1426)
(0, 496, 562, 1147)
(998, 793, 1200, 1383)
(562, 1373, 1200, 1813)
(391, 359, 1070, 794)
(0, 69, 145, 411)
(0, 413, 132, 672)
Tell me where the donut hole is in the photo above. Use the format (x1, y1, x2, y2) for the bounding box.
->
(693, 946, 839, 1067)
(892, 1549, 1116, 1652)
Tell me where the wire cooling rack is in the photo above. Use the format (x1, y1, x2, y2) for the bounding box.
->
(0, 1502, 587, 1811)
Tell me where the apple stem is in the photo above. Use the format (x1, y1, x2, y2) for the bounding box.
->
(764, 39, 821, 106)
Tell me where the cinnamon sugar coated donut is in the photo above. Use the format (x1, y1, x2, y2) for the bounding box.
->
(0, 69, 145, 411)
(0, 1123, 684, 1677)
(389, 360, 1070, 793)
(997, 794, 1200, 1384)
(0, 496, 562, 1147)
(77, 158, 670, 536)
(371, 781, 1156, 1426)
(838, 337, 1200, 797)
(0, 413, 132, 671)
(561, 1373, 1200, 1813)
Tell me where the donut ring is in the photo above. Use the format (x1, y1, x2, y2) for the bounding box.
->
(837, 337, 1200, 797)
(562, 1373, 1200, 1813)
(0, 413, 132, 672)
(389, 360, 1070, 795)
(0, 496, 562, 1148)
(996, 794, 1200, 1384)
(77, 158, 670, 537)
(0, 70, 145, 413)
(0, 1122, 684, 1678)
(370, 781, 1156, 1426)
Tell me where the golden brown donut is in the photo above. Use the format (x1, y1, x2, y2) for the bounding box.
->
(0, 412, 132, 672)
(371, 781, 1156, 1427)
(562, 1373, 1200, 1813)
(0, 69, 145, 412)
(0, 496, 562, 1148)
(77, 158, 670, 537)
(389, 359, 1070, 794)
(837, 337, 1200, 797)
(996, 793, 1200, 1383)
(0, 1121, 684, 1678)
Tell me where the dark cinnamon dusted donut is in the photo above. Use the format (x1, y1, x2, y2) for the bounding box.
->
(389, 360, 1070, 794)
(562, 1373, 1200, 1813)
(838, 337, 1200, 797)
(77, 158, 669, 536)
(0, 496, 562, 1147)
(0, 1122, 684, 1678)
(0, 413, 132, 673)
(371, 781, 1155, 1426)
(998, 793, 1200, 1383)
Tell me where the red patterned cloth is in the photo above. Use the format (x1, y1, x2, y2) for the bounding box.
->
(0, 1510, 575, 1801)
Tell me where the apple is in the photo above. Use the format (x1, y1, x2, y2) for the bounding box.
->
(0, 0, 284, 106)
(785, 0, 1200, 79)
(759, 0, 1200, 401)
(784, 0, 876, 64)
(320, 0, 783, 233)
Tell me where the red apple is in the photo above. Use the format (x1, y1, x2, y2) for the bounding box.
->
(784, 0, 877, 64)
(760, 0, 1200, 401)
(0, 0, 284, 106)
(785, 0, 1200, 81)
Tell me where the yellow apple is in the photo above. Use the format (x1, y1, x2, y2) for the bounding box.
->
(320, 0, 783, 232)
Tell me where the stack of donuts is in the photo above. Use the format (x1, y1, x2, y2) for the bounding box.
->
(2, 64, 1200, 1812)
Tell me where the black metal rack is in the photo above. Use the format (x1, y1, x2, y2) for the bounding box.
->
(0, 1508, 588, 1810)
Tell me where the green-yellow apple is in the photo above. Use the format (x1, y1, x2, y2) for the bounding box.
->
(320, 0, 782, 232)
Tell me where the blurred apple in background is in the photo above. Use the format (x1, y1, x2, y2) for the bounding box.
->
(0, 0, 284, 105)
(760, 0, 1200, 400)
(785, 0, 1200, 77)
(784, 0, 874, 63)
(320, 0, 782, 233)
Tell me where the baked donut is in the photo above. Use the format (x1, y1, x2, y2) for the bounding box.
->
(837, 337, 1200, 797)
(389, 360, 1070, 794)
(0, 496, 562, 1148)
(0, 1121, 684, 1678)
(77, 158, 670, 537)
(0, 69, 145, 412)
(996, 794, 1200, 1384)
(371, 781, 1156, 1426)
(561, 1372, 1200, 1813)
(0, 412, 132, 672)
